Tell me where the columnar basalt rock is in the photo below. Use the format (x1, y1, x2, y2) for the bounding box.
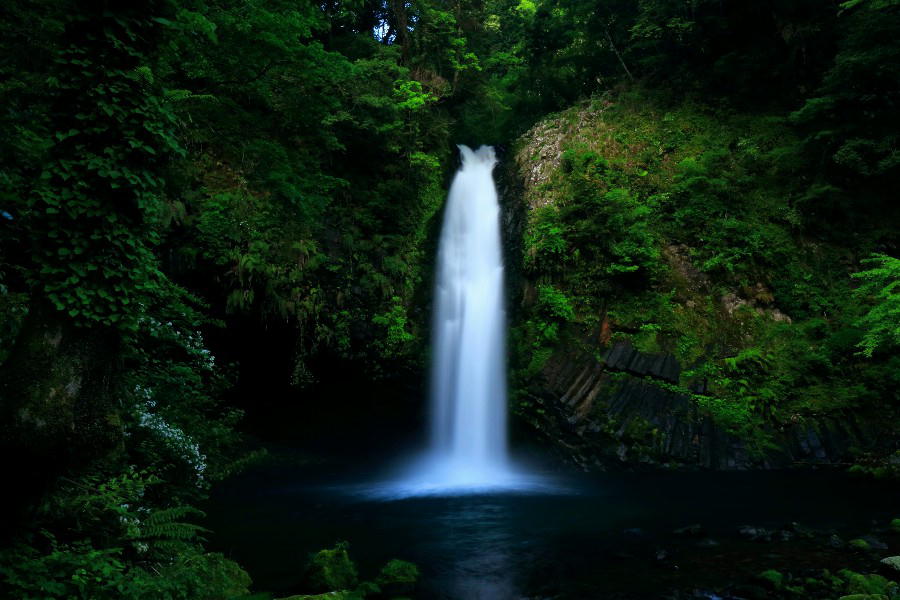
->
(516, 336, 865, 470)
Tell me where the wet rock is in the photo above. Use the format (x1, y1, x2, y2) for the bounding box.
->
(603, 341, 681, 383)
(777, 529, 795, 542)
(785, 521, 816, 539)
(828, 534, 846, 548)
(697, 538, 720, 548)
(674, 524, 705, 537)
(861, 535, 889, 550)
(526, 336, 863, 471)
(797, 427, 828, 460)
(739, 526, 773, 542)
(623, 527, 646, 539)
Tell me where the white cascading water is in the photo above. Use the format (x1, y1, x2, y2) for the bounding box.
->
(369, 145, 556, 498)
(427, 144, 509, 486)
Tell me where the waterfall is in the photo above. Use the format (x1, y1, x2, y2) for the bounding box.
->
(370, 144, 557, 498)
(427, 144, 509, 485)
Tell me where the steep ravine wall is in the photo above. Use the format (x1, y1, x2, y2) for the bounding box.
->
(497, 119, 869, 471)
(517, 337, 864, 470)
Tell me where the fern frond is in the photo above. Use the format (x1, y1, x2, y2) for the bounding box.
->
(133, 505, 210, 542)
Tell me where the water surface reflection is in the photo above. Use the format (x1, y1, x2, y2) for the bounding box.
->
(207, 465, 900, 599)
(428, 499, 516, 599)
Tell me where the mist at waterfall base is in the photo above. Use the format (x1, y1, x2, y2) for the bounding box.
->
(367, 145, 556, 499)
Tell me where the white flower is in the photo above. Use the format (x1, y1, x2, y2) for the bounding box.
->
(134, 391, 207, 484)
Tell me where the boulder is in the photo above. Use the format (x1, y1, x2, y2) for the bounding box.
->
(880, 556, 900, 573)
(673, 523, 705, 537)
(739, 525, 773, 542)
(840, 569, 899, 597)
(890, 518, 900, 534)
(861, 535, 889, 550)
(849, 538, 872, 551)
(757, 569, 784, 590)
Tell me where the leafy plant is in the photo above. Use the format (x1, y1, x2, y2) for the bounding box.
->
(852, 254, 900, 356)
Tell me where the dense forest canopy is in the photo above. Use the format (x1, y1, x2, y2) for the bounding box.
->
(1, 0, 899, 598)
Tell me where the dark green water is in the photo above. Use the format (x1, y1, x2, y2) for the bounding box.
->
(206, 452, 899, 599)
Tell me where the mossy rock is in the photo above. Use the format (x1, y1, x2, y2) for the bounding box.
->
(758, 569, 785, 589)
(890, 519, 900, 534)
(881, 556, 900, 573)
(305, 543, 359, 593)
(840, 569, 899, 596)
(354, 581, 380, 597)
(849, 538, 872, 551)
(837, 595, 889, 600)
(375, 559, 419, 597)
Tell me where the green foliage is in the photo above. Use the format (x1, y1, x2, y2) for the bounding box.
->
(375, 559, 419, 587)
(536, 285, 575, 322)
(852, 254, 900, 356)
(753, 567, 900, 599)
(305, 542, 358, 593)
(524, 141, 664, 306)
(840, 569, 899, 596)
(0, 468, 251, 599)
(148, 0, 458, 372)
(791, 1, 900, 200)
(524, 209, 568, 273)
(0, 540, 251, 600)
(371, 296, 416, 357)
(0, 3, 257, 595)
(282, 549, 418, 600)
(1, 0, 474, 594)
(512, 93, 899, 457)
(375, 559, 419, 597)
(24, 4, 182, 330)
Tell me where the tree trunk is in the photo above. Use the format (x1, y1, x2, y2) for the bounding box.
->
(390, 0, 409, 59)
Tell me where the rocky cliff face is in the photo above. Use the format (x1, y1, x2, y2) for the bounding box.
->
(517, 336, 864, 470)
(501, 105, 874, 471)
